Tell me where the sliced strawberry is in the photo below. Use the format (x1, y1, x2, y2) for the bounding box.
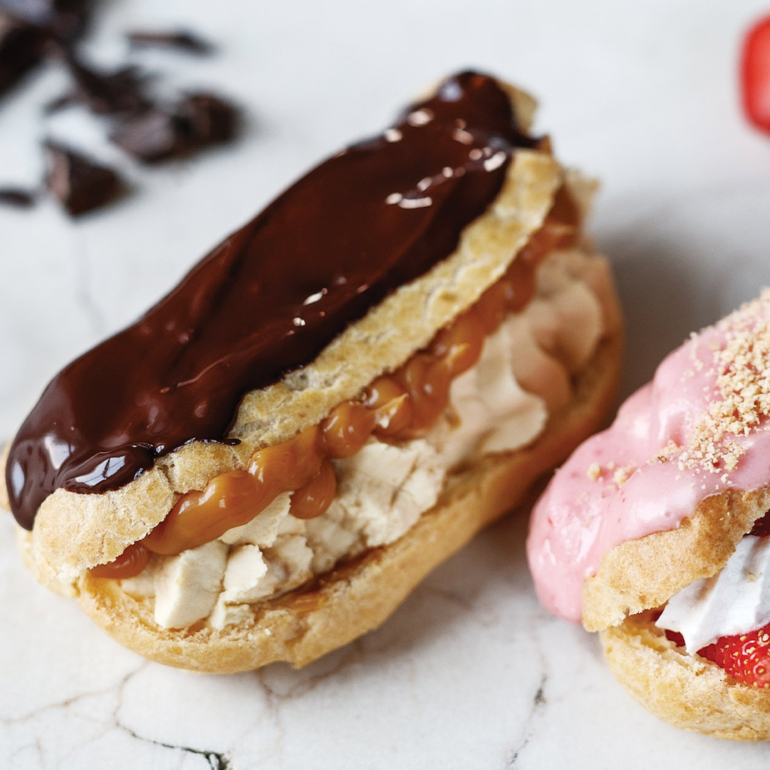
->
(750, 511, 770, 537)
(664, 629, 685, 647)
(741, 15, 770, 133)
(697, 641, 719, 663)
(697, 623, 770, 688)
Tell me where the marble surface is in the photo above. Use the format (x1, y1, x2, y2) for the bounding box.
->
(3, 0, 770, 766)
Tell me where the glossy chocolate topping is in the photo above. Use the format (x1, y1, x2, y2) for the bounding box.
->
(8, 71, 537, 529)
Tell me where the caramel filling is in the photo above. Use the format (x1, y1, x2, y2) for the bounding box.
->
(90, 542, 151, 580)
(91, 189, 578, 580)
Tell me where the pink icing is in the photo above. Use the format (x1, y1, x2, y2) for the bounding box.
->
(527, 318, 770, 623)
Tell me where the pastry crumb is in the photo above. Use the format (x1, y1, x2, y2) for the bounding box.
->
(677, 291, 770, 475)
(613, 464, 636, 487)
(587, 462, 602, 481)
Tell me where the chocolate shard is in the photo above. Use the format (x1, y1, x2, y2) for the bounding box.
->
(110, 108, 191, 162)
(0, 1, 91, 97)
(0, 0, 53, 25)
(177, 92, 238, 145)
(127, 28, 213, 55)
(0, 12, 46, 95)
(55, 47, 151, 115)
(110, 94, 238, 162)
(0, 186, 36, 207)
(0, 0, 90, 28)
(44, 140, 123, 215)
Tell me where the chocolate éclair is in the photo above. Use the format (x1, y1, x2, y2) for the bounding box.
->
(1, 71, 622, 672)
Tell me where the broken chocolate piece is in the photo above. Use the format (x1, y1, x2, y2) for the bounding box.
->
(0, 186, 35, 207)
(0, 1, 91, 97)
(0, 0, 90, 28)
(177, 92, 237, 144)
(0, 12, 45, 95)
(111, 93, 238, 162)
(45, 140, 123, 215)
(110, 108, 190, 162)
(127, 28, 212, 55)
(57, 49, 151, 115)
(0, 0, 52, 25)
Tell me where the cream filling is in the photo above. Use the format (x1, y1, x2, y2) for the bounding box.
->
(119, 248, 607, 630)
(656, 535, 770, 654)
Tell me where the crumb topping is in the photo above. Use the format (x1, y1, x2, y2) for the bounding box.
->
(585, 460, 636, 487)
(612, 464, 636, 487)
(678, 290, 770, 474)
(652, 439, 680, 464)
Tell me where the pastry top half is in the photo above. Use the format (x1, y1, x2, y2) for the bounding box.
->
(527, 291, 770, 633)
(1, 71, 591, 591)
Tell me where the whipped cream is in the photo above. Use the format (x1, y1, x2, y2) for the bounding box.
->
(120, 249, 607, 630)
(656, 535, 770, 654)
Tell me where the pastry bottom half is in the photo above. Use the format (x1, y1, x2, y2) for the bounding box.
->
(601, 611, 770, 741)
(39, 310, 621, 674)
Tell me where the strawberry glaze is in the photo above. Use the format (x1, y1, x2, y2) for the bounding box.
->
(527, 313, 770, 623)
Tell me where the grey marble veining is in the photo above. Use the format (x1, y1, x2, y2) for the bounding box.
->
(3, 0, 770, 767)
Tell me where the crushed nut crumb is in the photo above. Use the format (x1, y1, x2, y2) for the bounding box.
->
(676, 291, 770, 475)
(613, 464, 636, 487)
(586, 462, 602, 481)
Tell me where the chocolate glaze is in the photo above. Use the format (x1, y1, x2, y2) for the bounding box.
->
(8, 71, 537, 530)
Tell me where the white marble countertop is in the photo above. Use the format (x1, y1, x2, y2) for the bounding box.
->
(3, 0, 770, 767)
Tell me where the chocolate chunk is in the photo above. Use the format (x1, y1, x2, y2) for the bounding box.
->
(111, 94, 238, 162)
(44, 140, 123, 215)
(177, 92, 238, 144)
(0, 186, 35, 207)
(58, 49, 151, 115)
(0, 12, 46, 95)
(0, 1, 91, 97)
(127, 28, 213, 55)
(0, 0, 89, 28)
(110, 108, 190, 162)
(0, 0, 53, 25)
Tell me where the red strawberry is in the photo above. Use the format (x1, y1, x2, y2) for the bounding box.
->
(698, 623, 770, 688)
(750, 512, 770, 537)
(741, 15, 770, 133)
